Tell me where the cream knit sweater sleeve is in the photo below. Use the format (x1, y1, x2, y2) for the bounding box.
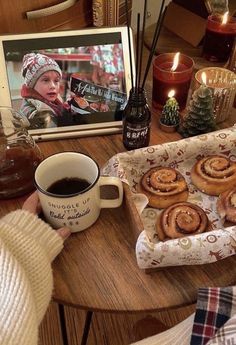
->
(0, 209, 63, 345)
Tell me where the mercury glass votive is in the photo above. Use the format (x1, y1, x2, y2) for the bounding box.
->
(227, 40, 236, 73)
(194, 67, 236, 123)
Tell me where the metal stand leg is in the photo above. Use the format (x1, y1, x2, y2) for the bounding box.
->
(58, 303, 69, 345)
(80, 311, 93, 345)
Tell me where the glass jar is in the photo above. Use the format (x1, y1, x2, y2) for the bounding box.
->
(122, 87, 151, 150)
(0, 107, 43, 199)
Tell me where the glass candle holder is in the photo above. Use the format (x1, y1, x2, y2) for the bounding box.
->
(194, 67, 236, 123)
(152, 53, 194, 111)
(202, 14, 236, 62)
(227, 40, 236, 73)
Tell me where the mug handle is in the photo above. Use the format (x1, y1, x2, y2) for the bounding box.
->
(99, 176, 123, 208)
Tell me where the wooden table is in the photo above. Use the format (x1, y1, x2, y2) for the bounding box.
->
(1, 102, 236, 344)
(1, 38, 236, 343)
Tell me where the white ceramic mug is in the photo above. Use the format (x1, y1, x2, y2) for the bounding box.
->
(34, 152, 123, 232)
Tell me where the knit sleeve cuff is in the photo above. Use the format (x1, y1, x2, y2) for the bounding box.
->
(2, 210, 63, 262)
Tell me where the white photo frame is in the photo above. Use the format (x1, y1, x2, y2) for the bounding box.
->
(0, 26, 134, 141)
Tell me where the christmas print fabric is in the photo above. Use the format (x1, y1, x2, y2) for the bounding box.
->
(102, 126, 236, 269)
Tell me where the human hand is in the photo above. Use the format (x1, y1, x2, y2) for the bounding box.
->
(22, 191, 41, 215)
(23, 191, 71, 240)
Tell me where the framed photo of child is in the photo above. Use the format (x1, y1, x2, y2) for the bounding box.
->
(0, 27, 134, 141)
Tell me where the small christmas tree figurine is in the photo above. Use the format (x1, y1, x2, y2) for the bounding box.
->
(178, 73, 216, 138)
(160, 90, 180, 127)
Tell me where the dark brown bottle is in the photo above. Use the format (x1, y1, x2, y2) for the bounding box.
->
(122, 87, 151, 150)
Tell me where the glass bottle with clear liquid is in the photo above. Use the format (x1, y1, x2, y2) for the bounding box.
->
(122, 87, 151, 150)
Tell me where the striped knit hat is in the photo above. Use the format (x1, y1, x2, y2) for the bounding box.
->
(22, 53, 62, 88)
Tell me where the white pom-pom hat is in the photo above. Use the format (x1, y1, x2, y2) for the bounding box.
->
(22, 53, 62, 88)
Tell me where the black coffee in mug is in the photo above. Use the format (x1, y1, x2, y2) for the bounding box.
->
(35, 152, 123, 232)
(47, 177, 90, 195)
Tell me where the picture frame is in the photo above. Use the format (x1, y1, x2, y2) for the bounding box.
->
(93, 0, 132, 27)
(0, 26, 134, 141)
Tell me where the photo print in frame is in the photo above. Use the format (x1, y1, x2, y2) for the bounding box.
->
(0, 26, 134, 141)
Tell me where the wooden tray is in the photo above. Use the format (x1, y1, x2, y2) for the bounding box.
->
(103, 127, 236, 270)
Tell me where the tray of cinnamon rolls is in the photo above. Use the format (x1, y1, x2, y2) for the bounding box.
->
(103, 127, 236, 269)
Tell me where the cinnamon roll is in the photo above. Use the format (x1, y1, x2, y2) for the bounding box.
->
(137, 167, 189, 209)
(191, 155, 236, 196)
(217, 188, 236, 224)
(156, 202, 209, 240)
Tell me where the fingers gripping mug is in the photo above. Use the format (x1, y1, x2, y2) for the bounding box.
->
(34, 152, 123, 232)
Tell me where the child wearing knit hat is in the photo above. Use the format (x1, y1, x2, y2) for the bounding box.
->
(20, 53, 71, 129)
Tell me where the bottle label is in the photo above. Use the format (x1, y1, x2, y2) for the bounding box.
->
(123, 122, 150, 149)
(126, 125, 149, 140)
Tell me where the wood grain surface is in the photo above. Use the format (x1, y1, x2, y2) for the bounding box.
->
(1, 44, 236, 344)
(1, 94, 235, 314)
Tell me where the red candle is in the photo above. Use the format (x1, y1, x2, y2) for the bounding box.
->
(202, 13, 236, 62)
(152, 53, 194, 110)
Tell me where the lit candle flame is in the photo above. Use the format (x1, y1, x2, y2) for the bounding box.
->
(168, 90, 175, 98)
(222, 11, 229, 24)
(171, 52, 180, 71)
(201, 72, 207, 85)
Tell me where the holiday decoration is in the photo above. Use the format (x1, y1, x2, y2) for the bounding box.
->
(179, 73, 216, 137)
(195, 67, 236, 123)
(160, 90, 180, 126)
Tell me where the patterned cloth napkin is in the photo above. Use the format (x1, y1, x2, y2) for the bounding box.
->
(102, 126, 236, 269)
(191, 286, 236, 345)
